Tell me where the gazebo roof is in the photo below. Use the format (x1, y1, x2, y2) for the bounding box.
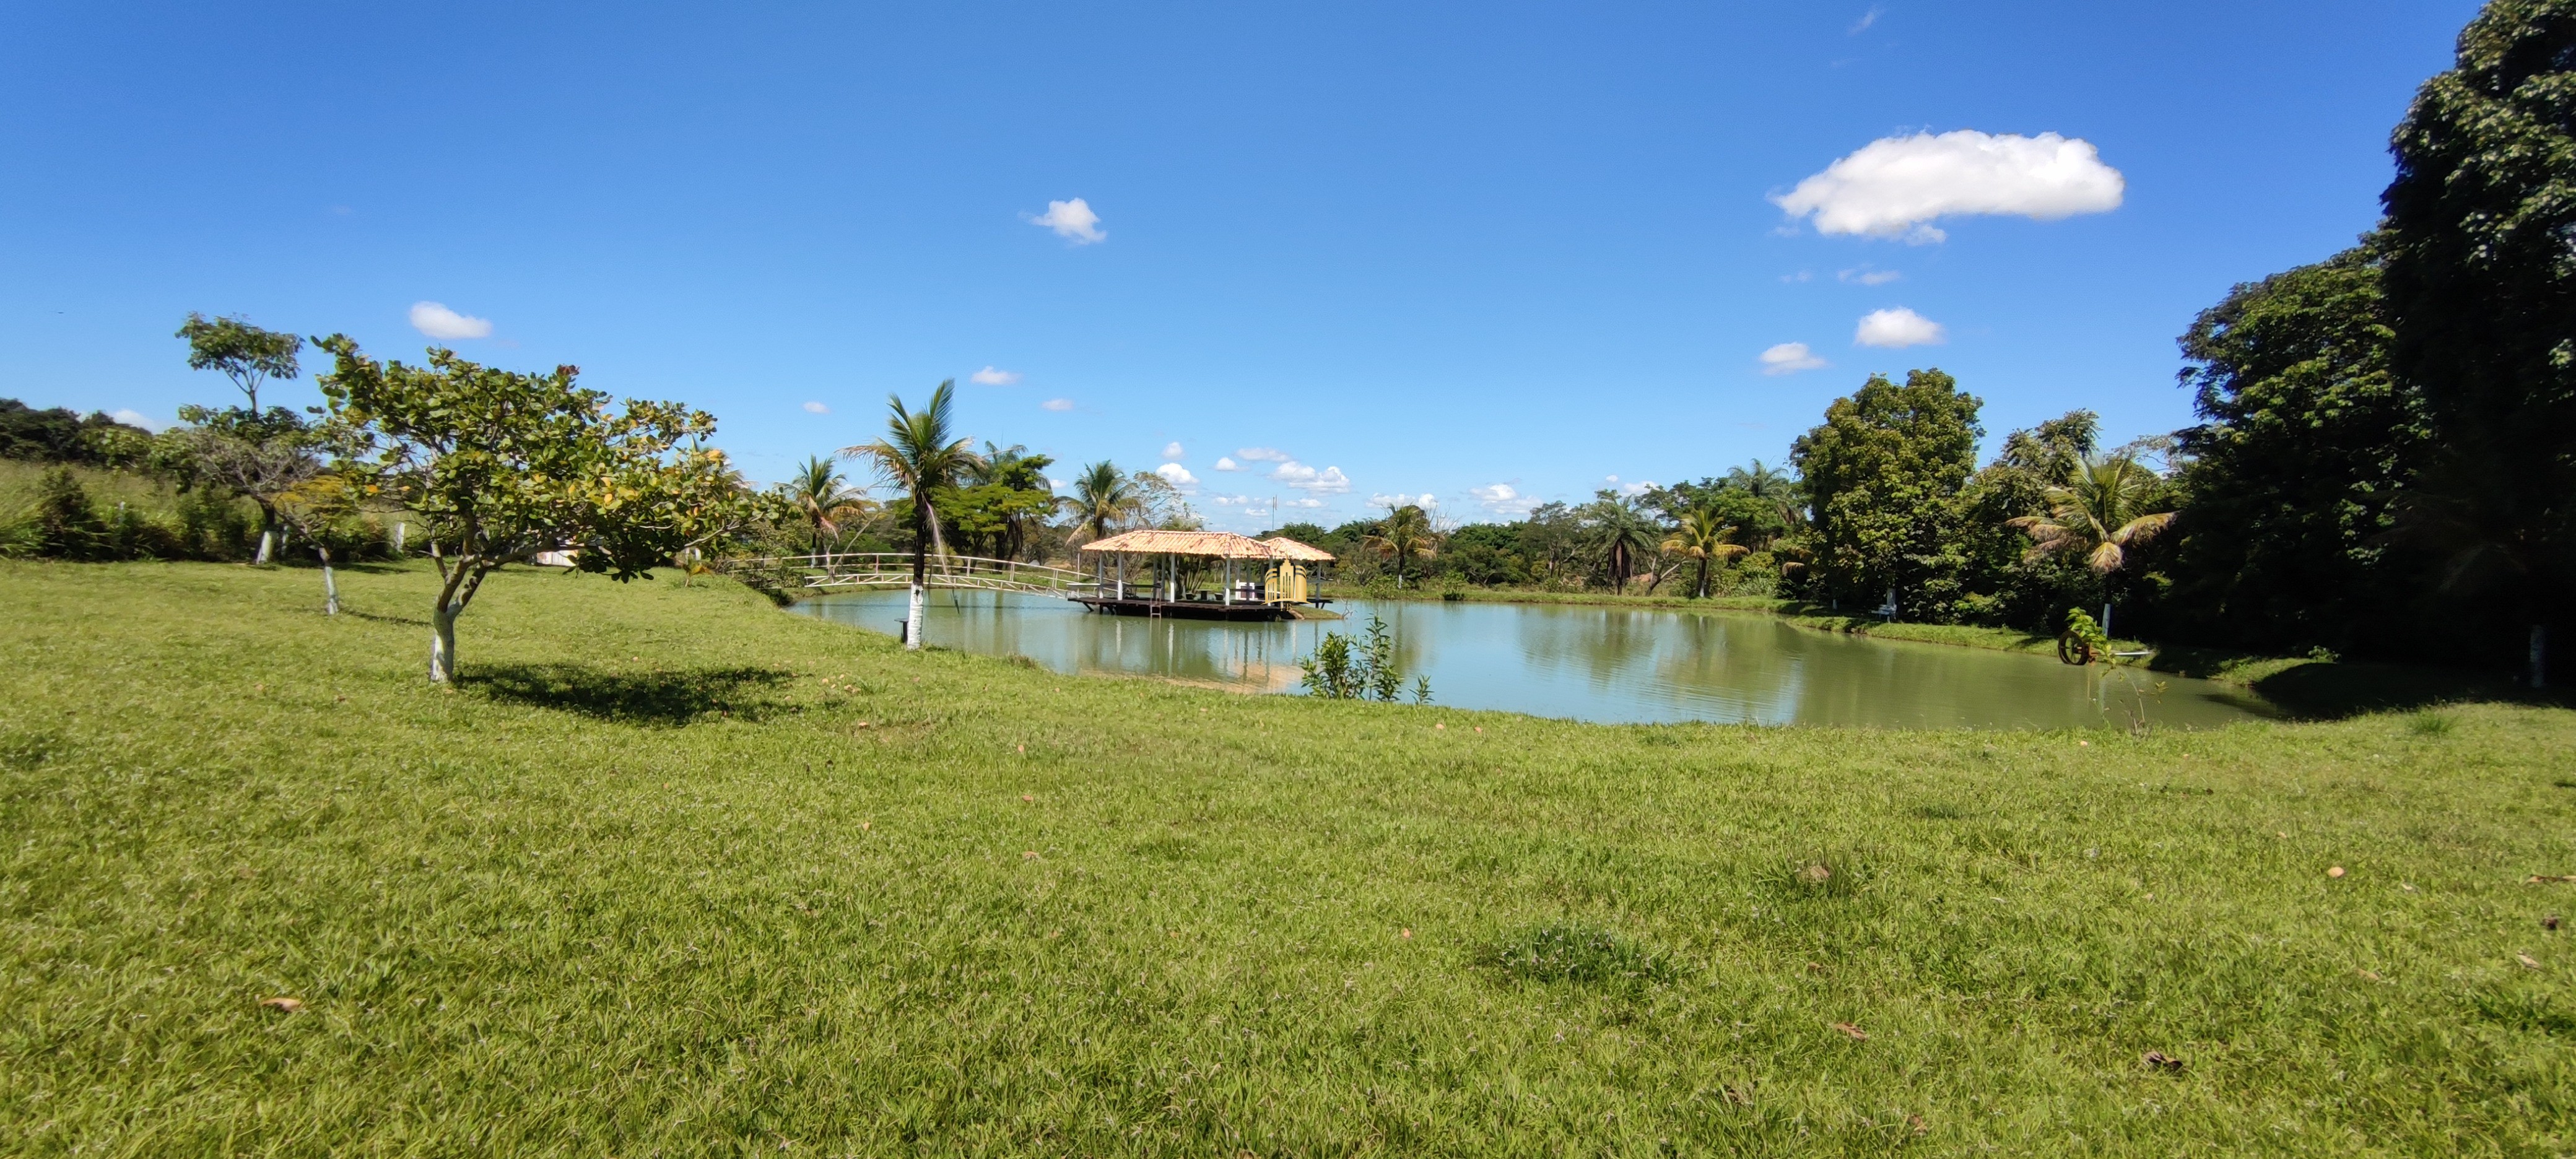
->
(1078, 529, 1279, 559)
(1262, 536, 1336, 562)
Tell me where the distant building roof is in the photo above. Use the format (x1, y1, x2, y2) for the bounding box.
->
(1078, 529, 1279, 558)
(1262, 536, 1336, 562)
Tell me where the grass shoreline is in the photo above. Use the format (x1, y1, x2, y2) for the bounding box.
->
(6, 558, 2574, 1154)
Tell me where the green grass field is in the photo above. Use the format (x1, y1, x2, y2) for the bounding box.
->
(4, 560, 2573, 1155)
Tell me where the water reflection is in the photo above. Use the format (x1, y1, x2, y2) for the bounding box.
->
(790, 590, 2258, 730)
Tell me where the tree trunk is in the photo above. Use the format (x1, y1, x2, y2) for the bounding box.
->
(1697, 560, 1710, 599)
(430, 602, 458, 682)
(253, 528, 274, 565)
(318, 545, 338, 615)
(906, 583, 926, 649)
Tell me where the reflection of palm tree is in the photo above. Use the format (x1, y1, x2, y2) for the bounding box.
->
(1062, 460, 1143, 544)
(846, 381, 981, 651)
(1661, 507, 1749, 598)
(781, 454, 876, 553)
(2008, 455, 2176, 575)
(1363, 504, 1438, 589)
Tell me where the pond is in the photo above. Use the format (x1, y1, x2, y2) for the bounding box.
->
(788, 590, 2266, 730)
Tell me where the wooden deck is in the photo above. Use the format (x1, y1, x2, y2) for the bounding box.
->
(1071, 596, 1310, 621)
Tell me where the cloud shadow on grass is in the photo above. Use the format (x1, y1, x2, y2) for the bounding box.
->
(463, 662, 794, 727)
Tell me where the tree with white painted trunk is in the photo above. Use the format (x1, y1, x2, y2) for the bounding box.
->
(845, 381, 980, 651)
(176, 315, 304, 563)
(272, 472, 362, 615)
(315, 338, 754, 683)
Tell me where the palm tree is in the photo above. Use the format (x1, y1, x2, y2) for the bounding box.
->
(846, 381, 981, 651)
(1589, 495, 1660, 594)
(2008, 454, 2177, 575)
(1728, 458, 1806, 535)
(1660, 506, 1749, 599)
(780, 454, 877, 553)
(1362, 504, 1439, 589)
(1061, 460, 1143, 544)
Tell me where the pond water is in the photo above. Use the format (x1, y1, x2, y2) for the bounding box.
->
(788, 590, 2266, 730)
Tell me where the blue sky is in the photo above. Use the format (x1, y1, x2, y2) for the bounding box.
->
(0, 1, 2479, 528)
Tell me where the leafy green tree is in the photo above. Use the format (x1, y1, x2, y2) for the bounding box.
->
(0, 400, 155, 466)
(1363, 503, 1438, 589)
(271, 472, 362, 614)
(2008, 456, 2177, 576)
(159, 405, 325, 565)
(1061, 461, 1143, 544)
(2380, 0, 2576, 682)
(1660, 506, 1747, 598)
(178, 314, 301, 412)
(959, 443, 1057, 558)
(2169, 241, 2427, 651)
(846, 381, 980, 651)
(316, 338, 752, 682)
(779, 455, 877, 553)
(1790, 370, 1983, 614)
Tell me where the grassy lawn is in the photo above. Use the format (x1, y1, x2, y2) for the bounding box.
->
(4, 560, 2574, 1155)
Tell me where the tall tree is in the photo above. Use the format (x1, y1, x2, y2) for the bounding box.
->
(2169, 241, 2427, 652)
(178, 314, 301, 412)
(1061, 460, 1143, 544)
(846, 381, 980, 651)
(779, 454, 876, 553)
(1583, 492, 1661, 594)
(1790, 369, 1983, 615)
(1661, 506, 1748, 598)
(176, 315, 310, 563)
(317, 339, 752, 682)
(2007, 456, 2177, 578)
(1362, 503, 1439, 589)
(2381, 0, 2576, 683)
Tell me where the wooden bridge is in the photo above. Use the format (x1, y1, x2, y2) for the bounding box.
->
(721, 552, 1095, 597)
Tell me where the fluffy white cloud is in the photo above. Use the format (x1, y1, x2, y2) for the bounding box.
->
(110, 408, 165, 432)
(1026, 198, 1107, 245)
(1839, 267, 1902, 285)
(1855, 307, 1947, 348)
(1469, 482, 1538, 516)
(1772, 131, 2124, 242)
(1284, 497, 1326, 509)
(1605, 475, 1656, 497)
(1850, 6, 1882, 33)
(970, 366, 1023, 386)
(1212, 456, 1240, 471)
(1235, 446, 1290, 462)
(1208, 494, 1258, 507)
(1041, 398, 1074, 412)
(1154, 462, 1198, 492)
(1759, 342, 1828, 375)
(1372, 492, 1437, 510)
(801, 401, 830, 414)
(1271, 461, 1351, 494)
(409, 301, 492, 339)
(1161, 441, 1185, 461)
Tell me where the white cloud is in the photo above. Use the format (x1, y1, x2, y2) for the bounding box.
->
(1469, 482, 1538, 516)
(1235, 446, 1290, 462)
(970, 366, 1023, 386)
(1271, 461, 1351, 494)
(1839, 267, 1902, 285)
(1759, 342, 1828, 375)
(1772, 131, 2125, 242)
(1161, 441, 1185, 461)
(1153, 462, 1198, 492)
(1605, 474, 1656, 497)
(1208, 494, 1258, 506)
(1026, 198, 1107, 245)
(1041, 398, 1074, 412)
(1212, 456, 1240, 471)
(110, 408, 165, 432)
(409, 301, 492, 339)
(802, 401, 830, 414)
(1372, 492, 1437, 510)
(1780, 270, 1814, 283)
(1284, 497, 1326, 509)
(1046, 477, 1066, 491)
(1849, 6, 1882, 33)
(1855, 307, 1947, 348)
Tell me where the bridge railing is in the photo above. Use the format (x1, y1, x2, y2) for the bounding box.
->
(720, 552, 1096, 596)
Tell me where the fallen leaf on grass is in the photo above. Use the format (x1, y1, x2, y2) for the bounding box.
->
(2328, 866, 2346, 878)
(1022, 851, 1039, 859)
(2530, 875, 2576, 884)
(260, 997, 303, 1014)
(1020, 794, 1033, 802)
(2358, 969, 2382, 981)
(1400, 928, 1412, 939)
(1908, 1114, 1928, 1136)
(2142, 1050, 2185, 1072)
(1832, 1022, 1868, 1041)
(2518, 953, 2541, 970)
(1799, 864, 1832, 884)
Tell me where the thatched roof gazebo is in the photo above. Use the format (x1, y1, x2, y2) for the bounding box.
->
(1073, 531, 1335, 620)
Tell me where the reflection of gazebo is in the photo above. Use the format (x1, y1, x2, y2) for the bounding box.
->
(1075, 530, 1335, 620)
